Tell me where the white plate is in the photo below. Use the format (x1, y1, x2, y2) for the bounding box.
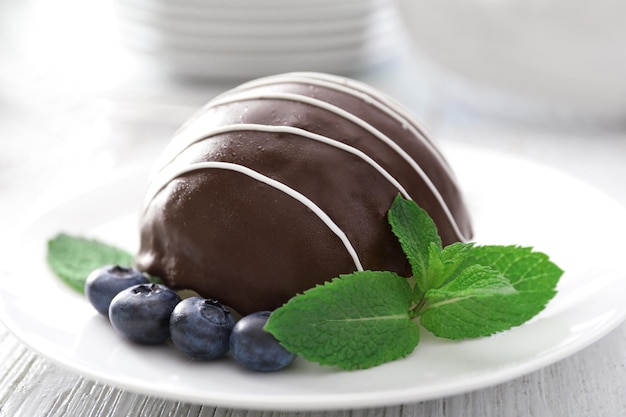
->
(115, 6, 395, 55)
(110, 0, 395, 53)
(113, 0, 379, 21)
(1, 145, 626, 411)
(120, 23, 399, 80)
(115, 21, 371, 53)
(116, 7, 400, 80)
(112, 10, 375, 41)
(113, 12, 372, 39)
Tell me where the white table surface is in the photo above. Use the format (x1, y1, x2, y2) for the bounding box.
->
(1, 0, 625, 416)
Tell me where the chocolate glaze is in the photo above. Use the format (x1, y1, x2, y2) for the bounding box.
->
(136, 72, 473, 315)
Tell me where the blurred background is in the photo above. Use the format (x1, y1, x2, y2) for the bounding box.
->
(0, 0, 625, 415)
(1, 0, 625, 209)
(2, 0, 626, 249)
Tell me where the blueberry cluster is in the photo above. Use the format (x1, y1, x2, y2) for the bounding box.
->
(85, 265, 296, 372)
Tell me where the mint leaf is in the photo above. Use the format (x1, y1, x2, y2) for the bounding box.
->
(469, 245, 562, 292)
(469, 244, 562, 318)
(47, 233, 135, 293)
(265, 271, 419, 370)
(419, 265, 518, 338)
(427, 241, 474, 289)
(388, 194, 442, 298)
(419, 246, 562, 339)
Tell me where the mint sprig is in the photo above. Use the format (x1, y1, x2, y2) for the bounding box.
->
(47, 233, 163, 293)
(387, 195, 442, 300)
(47, 233, 135, 293)
(46, 195, 563, 371)
(266, 195, 563, 369)
(421, 244, 562, 339)
(264, 271, 419, 370)
(419, 264, 519, 339)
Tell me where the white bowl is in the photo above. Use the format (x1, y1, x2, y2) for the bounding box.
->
(395, 0, 626, 121)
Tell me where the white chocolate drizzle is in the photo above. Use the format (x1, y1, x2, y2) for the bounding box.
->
(176, 72, 446, 177)
(204, 90, 468, 241)
(226, 72, 456, 178)
(145, 73, 470, 272)
(154, 123, 412, 200)
(147, 161, 364, 271)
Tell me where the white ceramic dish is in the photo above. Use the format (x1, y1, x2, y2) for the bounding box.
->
(394, 0, 626, 121)
(146, 0, 368, 8)
(114, 6, 394, 53)
(111, 0, 397, 78)
(113, 8, 373, 39)
(113, 0, 379, 21)
(123, 38, 397, 79)
(114, 13, 372, 38)
(115, 22, 371, 53)
(2, 145, 625, 411)
(118, 14, 399, 79)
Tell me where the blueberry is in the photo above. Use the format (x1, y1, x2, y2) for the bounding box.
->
(109, 283, 181, 345)
(229, 311, 296, 372)
(170, 297, 235, 360)
(85, 265, 149, 316)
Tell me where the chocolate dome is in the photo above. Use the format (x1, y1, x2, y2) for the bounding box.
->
(136, 72, 473, 315)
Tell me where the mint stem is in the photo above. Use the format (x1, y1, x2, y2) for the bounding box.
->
(408, 296, 427, 318)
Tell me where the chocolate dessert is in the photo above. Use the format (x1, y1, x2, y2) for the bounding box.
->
(136, 72, 473, 315)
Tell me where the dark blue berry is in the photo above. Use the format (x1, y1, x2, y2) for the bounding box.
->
(109, 283, 181, 345)
(170, 297, 235, 360)
(85, 265, 149, 316)
(229, 311, 296, 372)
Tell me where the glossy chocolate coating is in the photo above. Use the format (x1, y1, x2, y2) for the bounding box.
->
(136, 72, 473, 315)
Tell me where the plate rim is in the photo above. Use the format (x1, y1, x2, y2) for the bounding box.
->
(1, 146, 626, 410)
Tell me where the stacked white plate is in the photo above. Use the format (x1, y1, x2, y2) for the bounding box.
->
(112, 0, 400, 80)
